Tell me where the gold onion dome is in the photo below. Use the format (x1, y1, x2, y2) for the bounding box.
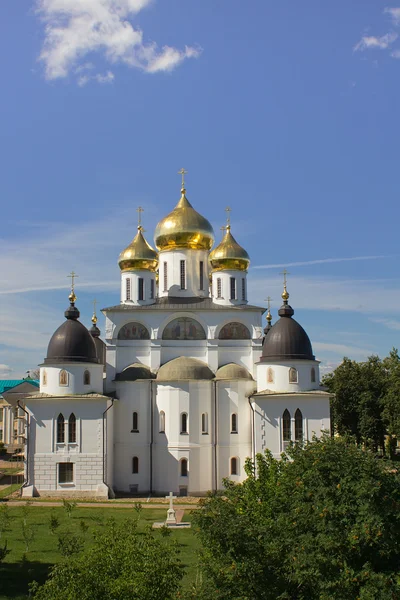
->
(154, 185, 214, 251)
(118, 226, 158, 272)
(209, 225, 250, 272)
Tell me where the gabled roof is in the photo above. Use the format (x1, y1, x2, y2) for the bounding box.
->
(0, 380, 39, 394)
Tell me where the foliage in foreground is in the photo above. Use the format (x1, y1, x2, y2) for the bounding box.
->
(193, 436, 400, 600)
(31, 517, 183, 600)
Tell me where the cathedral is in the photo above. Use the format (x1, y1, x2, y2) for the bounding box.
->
(22, 175, 331, 498)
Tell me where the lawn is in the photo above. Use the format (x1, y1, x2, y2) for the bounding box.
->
(0, 504, 201, 599)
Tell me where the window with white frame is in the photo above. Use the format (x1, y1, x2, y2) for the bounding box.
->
(58, 462, 73, 484)
(57, 413, 65, 444)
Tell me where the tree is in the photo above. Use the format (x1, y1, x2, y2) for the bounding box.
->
(31, 518, 183, 600)
(193, 436, 400, 600)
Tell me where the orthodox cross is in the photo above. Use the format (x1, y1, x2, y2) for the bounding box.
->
(264, 296, 272, 311)
(67, 271, 78, 294)
(280, 269, 290, 287)
(178, 168, 188, 188)
(225, 206, 231, 227)
(137, 206, 144, 228)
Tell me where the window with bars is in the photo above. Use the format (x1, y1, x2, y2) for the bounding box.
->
(57, 413, 65, 444)
(58, 463, 73, 484)
(163, 262, 168, 291)
(241, 278, 246, 301)
(150, 279, 155, 299)
(230, 277, 236, 300)
(295, 409, 303, 441)
(132, 412, 139, 432)
(180, 260, 186, 290)
(126, 278, 131, 301)
(217, 278, 222, 298)
(199, 261, 204, 290)
(138, 278, 144, 301)
(68, 413, 76, 443)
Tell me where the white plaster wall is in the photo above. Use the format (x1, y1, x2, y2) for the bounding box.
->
(40, 363, 104, 396)
(121, 271, 156, 306)
(252, 393, 331, 459)
(25, 397, 110, 495)
(211, 270, 248, 306)
(256, 360, 320, 393)
(158, 248, 210, 298)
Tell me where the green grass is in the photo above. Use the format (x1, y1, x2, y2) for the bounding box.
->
(0, 485, 21, 500)
(0, 505, 201, 600)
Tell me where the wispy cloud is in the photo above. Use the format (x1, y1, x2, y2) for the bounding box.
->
(0, 364, 12, 376)
(78, 71, 115, 87)
(35, 0, 201, 83)
(313, 342, 372, 360)
(354, 32, 398, 52)
(385, 7, 400, 24)
(252, 255, 392, 270)
(369, 317, 400, 331)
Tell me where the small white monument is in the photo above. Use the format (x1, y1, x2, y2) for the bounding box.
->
(165, 492, 177, 524)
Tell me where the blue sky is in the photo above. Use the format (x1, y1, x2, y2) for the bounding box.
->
(1, 0, 400, 377)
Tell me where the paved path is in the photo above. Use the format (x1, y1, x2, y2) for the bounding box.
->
(175, 509, 185, 523)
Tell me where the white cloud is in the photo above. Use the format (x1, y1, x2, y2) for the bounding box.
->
(313, 342, 372, 360)
(385, 7, 400, 24)
(369, 317, 400, 331)
(78, 70, 115, 86)
(391, 49, 400, 58)
(252, 255, 391, 270)
(354, 32, 398, 51)
(0, 364, 12, 376)
(36, 0, 201, 82)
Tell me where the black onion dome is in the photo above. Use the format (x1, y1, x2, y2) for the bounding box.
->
(261, 298, 314, 361)
(45, 300, 99, 364)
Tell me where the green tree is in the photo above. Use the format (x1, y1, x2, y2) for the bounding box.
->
(193, 436, 400, 600)
(31, 518, 183, 600)
(381, 348, 400, 459)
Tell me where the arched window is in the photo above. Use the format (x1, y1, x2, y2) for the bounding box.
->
(282, 409, 291, 449)
(201, 413, 208, 434)
(162, 317, 206, 341)
(180, 458, 188, 477)
(83, 370, 90, 385)
(132, 412, 139, 433)
(159, 411, 165, 433)
(68, 413, 76, 443)
(181, 412, 188, 434)
(219, 322, 251, 340)
(57, 413, 65, 444)
(267, 367, 274, 383)
(230, 457, 238, 475)
(231, 413, 238, 434)
(118, 322, 150, 340)
(289, 367, 298, 384)
(295, 409, 303, 441)
(59, 370, 68, 386)
(42, 370, 47, 386)
(311, 367, 316, 383)
(132, 456, 139, 474)
(217, 278, 222, 298)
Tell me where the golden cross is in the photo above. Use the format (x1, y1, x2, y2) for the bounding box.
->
(178, 168, 188, 188)
(264, 296, 272, 311)
(225, 206, 231, 226)
(280, 269, 290, 287)
(93, 298, 97, 314)
(137, 206, 144, 227)
(67, 271, 78, 293)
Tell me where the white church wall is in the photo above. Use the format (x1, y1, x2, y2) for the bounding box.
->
(120, 270, 156, 306)
(40, 364, 103, 396)
(256, 360, 320, 393)
(211, 270, 248, 306)
(252, 393, 331, 459)
(158, 248, 210, 298)
(115, 343, 152, 373)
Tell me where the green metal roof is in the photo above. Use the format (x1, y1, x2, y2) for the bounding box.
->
(0, 379, 39, 394)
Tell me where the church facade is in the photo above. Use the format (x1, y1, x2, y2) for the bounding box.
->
(22, 178, 331, 498)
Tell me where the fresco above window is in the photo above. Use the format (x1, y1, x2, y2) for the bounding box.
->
(162, 317, 206, 341)
(219, 322, 251, 340)
(117, 322, 150, 340)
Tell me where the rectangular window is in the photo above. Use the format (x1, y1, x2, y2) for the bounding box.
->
(217, 278, 222, 298)
(126, 278, 131, 301)
(150, 279, 155, 299)
(241, 278, 246, 301)
(201, 413, 208, 434)
(230, 277, 236, 300)
(163, 262, 168, 291)
(199, 261, 204, 290)
(58, 463, 73, 484)
(180, 260, 186, 290)
(0, 409, 3, 423)
(138, 278, 144, 301)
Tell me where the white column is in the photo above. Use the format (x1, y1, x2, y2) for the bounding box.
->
(158, 249, 210, 298)
(211, 270, 248, 306)
(120, 271, 156, 306)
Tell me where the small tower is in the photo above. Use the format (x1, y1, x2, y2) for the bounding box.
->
(89, 300, 106, 373)
(154, 170, 214, 298)
(209, 208, 250, 306)
(40, 274, 103, 396)
(262, 297, 273, 343)
(118, 208, 158, 306)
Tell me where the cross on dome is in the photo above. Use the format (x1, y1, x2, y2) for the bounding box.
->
(136, 206, 144, 228)
(178, 168, 188, 190)
(67, 271, 78, 303)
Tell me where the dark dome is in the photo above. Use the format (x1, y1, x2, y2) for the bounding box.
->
(261, 299, 314, 362)
(115, 363, 155, 382)
(45, 301, 99, 364)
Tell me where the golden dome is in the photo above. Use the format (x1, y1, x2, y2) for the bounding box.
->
(209, 226, 250, 272)
(154, 186, 214, 252)
(118, 226, 158, 272)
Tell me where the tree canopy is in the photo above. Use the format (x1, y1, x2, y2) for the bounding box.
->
(192, 436, 400, 600)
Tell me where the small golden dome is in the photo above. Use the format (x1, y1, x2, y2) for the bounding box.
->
(118, 226, 158, 272)
(282, 287, 289, 301)
(209, 226, 250, 272)
(154, 187, 214, 252)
